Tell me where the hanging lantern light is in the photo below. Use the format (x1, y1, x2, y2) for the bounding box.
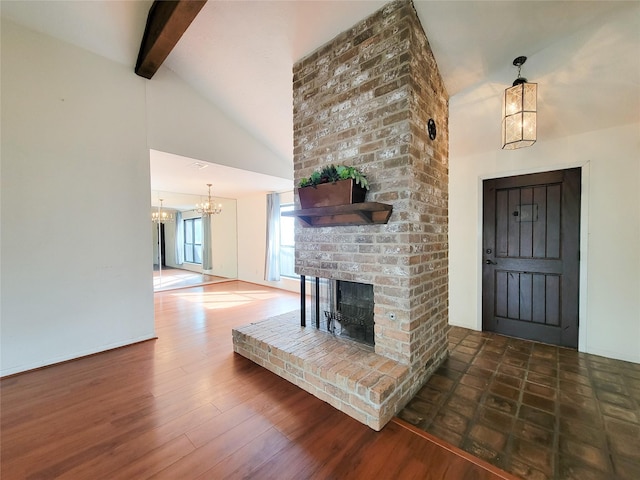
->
(502, 56, 537, 150)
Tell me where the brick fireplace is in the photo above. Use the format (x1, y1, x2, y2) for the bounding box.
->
(233, 0, 449, 430)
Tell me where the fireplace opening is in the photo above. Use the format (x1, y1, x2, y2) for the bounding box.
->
(302, 277, 374, 347)
(328, 280, 374, 345)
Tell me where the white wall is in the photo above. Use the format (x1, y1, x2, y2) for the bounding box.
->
(210, 198, 238, 278)
(145, 68, 292, 180)
(237, 191, 299, 293)
(1, 20, 155, 375)
(449, 122, 640, 363)
(1, 19, 292, 375)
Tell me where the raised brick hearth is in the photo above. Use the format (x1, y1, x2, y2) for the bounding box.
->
(233, 311, 410, 430)
(233, 0, 450, 430)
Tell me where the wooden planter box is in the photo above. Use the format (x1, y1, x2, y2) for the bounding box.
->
(298, 179, 366, 209)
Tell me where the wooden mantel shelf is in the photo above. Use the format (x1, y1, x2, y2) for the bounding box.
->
(282, 202, 393, 227)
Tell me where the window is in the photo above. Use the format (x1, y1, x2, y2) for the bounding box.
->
(280, 204, 297, 277)
(184, 218, 202, 264)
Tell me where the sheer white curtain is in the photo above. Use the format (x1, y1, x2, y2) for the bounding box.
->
(202, 215, 213, 271)
(264, 193, 281, 281)
(175, 211, 184, 265)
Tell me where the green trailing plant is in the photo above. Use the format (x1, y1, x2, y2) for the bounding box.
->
(298, 164, 369, 190)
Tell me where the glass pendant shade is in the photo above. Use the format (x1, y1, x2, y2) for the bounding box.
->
(502, 82, 537, 150)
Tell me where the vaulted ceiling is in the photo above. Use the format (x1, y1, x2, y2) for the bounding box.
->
(3, 1, 639, 197)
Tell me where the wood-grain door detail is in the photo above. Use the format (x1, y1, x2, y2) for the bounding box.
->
(482, 168, 581, 348)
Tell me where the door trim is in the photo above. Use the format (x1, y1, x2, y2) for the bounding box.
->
(475, 161, 590, 352)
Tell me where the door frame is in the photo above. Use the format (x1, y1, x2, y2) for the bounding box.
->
(475, 161, 590, 352)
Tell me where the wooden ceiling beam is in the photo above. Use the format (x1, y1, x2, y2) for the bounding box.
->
(135, 0, 207, 79)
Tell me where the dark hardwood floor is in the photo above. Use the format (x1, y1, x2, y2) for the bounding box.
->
(1, 281, 514, 479)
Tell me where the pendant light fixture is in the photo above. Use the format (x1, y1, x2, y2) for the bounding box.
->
(502, 56, 537, 150)
(152, 198, 174, 223)
(196, 184, 222, 216)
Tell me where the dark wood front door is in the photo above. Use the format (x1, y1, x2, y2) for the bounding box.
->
(482, 168, 581, 348)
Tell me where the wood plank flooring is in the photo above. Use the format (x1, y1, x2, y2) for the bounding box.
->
(1, 281, 515, 479)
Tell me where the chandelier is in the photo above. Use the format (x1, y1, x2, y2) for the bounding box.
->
(152, 199, 174, 223)
(196, 184, 222, 216)
(502, 56, 537, 150)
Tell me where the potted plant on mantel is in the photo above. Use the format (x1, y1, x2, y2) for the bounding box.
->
(297, 164, 369, 209)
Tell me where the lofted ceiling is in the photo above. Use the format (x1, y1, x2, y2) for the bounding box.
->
(149, 149, 293, 209)
(2, 1, 639, 204)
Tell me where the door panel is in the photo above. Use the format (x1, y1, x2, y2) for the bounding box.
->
(483, 168, 581, 348)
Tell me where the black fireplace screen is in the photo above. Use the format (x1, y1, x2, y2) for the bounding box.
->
(300, 276, 374, 346)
